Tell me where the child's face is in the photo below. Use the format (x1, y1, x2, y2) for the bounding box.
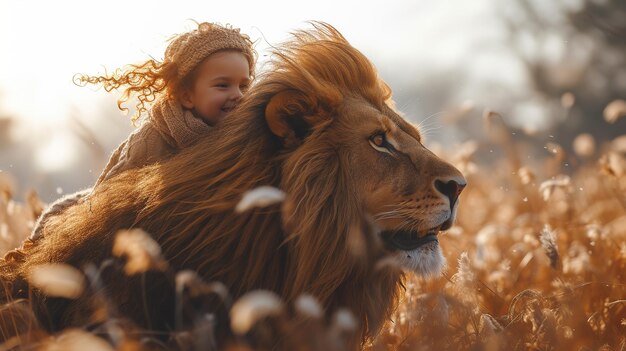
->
(181, 51, 251, 126)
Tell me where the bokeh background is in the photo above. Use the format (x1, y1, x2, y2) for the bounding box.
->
(1, 0, 625, 201)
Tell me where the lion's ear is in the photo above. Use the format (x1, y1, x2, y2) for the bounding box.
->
(265, 90, 325, 147)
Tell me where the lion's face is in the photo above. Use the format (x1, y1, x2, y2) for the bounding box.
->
(335, 97, 466, 276)
(261, 23, 466, 280)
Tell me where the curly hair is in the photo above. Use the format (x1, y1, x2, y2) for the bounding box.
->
(74, 59, 178, 125)
(74, 22, 256, 125)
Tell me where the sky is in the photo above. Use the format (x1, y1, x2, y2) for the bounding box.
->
(0, 0, 504, 125)
(0, 0, 527, 199)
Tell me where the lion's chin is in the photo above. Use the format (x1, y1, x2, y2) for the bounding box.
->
(391, 241, 446, 278)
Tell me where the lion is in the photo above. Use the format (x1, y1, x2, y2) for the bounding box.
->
(0, 22, 465, 348)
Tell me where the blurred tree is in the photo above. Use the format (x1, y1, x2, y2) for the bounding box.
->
(0, 116, 13, 149)
(502, 0, 626, 151)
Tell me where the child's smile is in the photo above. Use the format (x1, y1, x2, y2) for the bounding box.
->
(181, 50, 251, 126)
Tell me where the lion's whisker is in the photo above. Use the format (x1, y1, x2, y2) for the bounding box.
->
(415, 111, 446, 131)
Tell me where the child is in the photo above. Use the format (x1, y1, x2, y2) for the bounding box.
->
(28, 21, 257, 241)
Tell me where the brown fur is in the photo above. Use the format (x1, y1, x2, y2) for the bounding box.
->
(0, 22, 464, 348)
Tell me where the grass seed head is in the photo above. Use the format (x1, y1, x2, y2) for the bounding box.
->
(331, 308, 358, 332)
(539, 175, 571, 201)
(28, 263, 85, 299)
(603, 99, 626, 124)
(573, 133, 596, 158)
(112, 229, 168, 275)
(40, 329, 114, 351)
(539, 225, 559, 269)
(230, 290, 284, 335)
(294, 294, 323, 319)
(235, 186, 285, 213)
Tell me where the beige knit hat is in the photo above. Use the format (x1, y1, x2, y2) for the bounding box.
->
(164, 22, 255, 80)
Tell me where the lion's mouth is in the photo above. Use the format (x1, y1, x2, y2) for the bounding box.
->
(381, 228, 440, 251)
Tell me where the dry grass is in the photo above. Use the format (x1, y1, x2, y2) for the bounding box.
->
(0, 112, 625, 350)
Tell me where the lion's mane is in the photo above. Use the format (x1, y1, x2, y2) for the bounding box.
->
(1, 22, 403, 346)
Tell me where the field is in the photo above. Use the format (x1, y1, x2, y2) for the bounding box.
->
(0, 111, 625, 350)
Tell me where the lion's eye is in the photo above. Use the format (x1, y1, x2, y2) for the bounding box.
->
(372, 134, 385, 147)
(369, 132, 394, 155)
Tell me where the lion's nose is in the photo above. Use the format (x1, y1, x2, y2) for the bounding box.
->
(434, 178, 466, 208)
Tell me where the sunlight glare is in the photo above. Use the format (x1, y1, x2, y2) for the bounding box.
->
(34, 131, 80, 173)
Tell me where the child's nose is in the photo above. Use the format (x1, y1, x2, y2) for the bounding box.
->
(232, 88, 244, 100)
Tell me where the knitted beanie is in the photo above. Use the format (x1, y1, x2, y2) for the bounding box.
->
(165, 22, 255, 80)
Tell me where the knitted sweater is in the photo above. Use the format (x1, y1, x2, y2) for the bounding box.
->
(29, 98, 213, 241)
(94, 120, 174, 186)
